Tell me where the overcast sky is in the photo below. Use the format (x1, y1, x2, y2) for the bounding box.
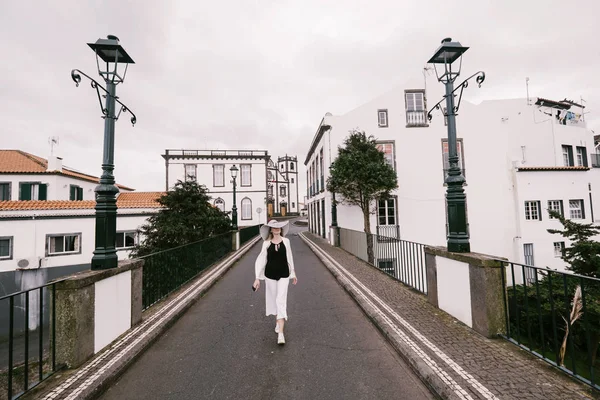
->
(1, 0, 598, 195)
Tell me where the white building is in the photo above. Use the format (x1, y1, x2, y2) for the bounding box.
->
(0, 150, 162, 288)
(305, 81, 598, 273)
(163, 149, 300, 224)
(267, 155, 300, 216)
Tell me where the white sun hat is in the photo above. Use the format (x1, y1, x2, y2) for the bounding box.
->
(259, 219, 290, 241)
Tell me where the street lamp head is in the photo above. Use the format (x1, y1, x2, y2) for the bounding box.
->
(87, 35, 135, 84)
(427, 38, 469, 83)
(230, 164, 239, 179)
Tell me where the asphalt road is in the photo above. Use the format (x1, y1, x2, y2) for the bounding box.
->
(99, 224, 434, 400)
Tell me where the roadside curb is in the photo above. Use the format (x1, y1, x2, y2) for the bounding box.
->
(299, 232, 453, 400)
(23, 237, 261, 400)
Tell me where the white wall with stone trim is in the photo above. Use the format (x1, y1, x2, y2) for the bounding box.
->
(0, 212, 154, 272)
(94, 270, 132, 352)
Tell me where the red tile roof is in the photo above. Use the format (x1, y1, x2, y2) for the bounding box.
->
(517, 166, 590, 171)
(0, 150, 135, 190)
(0, 192, 164, 211)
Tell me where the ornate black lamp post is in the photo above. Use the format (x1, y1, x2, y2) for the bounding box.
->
(230, 165, 239, 230)
(427, 38, 485, 253)
(71, 35, 137, 269)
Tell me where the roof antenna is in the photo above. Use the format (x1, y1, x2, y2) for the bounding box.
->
(526, 77, 531, 106)
(48, 136, 59, 156)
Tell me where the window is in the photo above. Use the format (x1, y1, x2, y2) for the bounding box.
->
(70, 185, 84, 201)
(290, 162, 295, 170)
(116, 231, 137, 249)
(291, 178, 294, 184)
(19, 182, 47, 200)
(378, 198, 396, 225)
(378, 259, 395, 276)
(280, 164, 284, 170)
(46, 233, 81, 256)
(405, 92, 425, 111)
(280, 186, 287, 197)
(292, 202, 295, 208)
(523, 243, 535, 283)
(547, 200, 563, 218)
(0, 236, 13, 260)
(0, 183, 10, 201)
(576, 146, 588, 167)
(441, 139, 465, 181)
(184, 164, 197, 182)
(562, 145, 574, 166)
(214, 198, 225, 212)
(553, 242, 565, 258)
(213, 165, 225, 187)
(524, 201, 541, 220)
(569, 199, 585, 219)
(378, 109, 389, 127)
(241, 198, 252, 220)
(376, 142, 395, 170)
(268, 185, 274, 196)
(241, 164, 251, 186)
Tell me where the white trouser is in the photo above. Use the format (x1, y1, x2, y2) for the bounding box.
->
(265, 277, 290, 320)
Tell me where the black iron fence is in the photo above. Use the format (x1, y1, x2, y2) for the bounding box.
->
(338, 228, 427, 294)
(0, 279, 65, 400)
(501, 262, 600, 390)
(140, 232, 233, 310)
(239, 225, 260, 245)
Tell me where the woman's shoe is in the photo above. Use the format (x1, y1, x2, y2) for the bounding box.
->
(277, 332, 285, 345)
(275, 324, 279, 334)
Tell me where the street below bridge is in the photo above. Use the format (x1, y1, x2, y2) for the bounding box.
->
(99, 224, 435, 399)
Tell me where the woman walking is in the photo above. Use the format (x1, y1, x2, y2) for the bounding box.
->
(253, 219, 298, 345)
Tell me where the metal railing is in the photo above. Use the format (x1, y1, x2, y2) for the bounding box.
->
(591, 154, 600, 168)
(338, 228, 427, 294)
(501, 262, 600, 390)
(0, 279, 66, 400)
(240, 225, 260, 245)
(376, 225, 401, 240)
(139, 232, 233, 310)
(406, 110, 428, 127)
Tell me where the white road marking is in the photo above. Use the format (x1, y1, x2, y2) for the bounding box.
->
(301, 233, 499, 400)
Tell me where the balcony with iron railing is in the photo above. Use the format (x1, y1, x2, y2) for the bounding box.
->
(591, 154, 600, 168)
(406, 110, 428, 127)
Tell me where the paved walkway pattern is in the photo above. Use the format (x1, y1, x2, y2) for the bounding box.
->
(302, 232, 595, 400)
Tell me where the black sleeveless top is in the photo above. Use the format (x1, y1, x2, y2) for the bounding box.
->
(264, 241, 290, 280)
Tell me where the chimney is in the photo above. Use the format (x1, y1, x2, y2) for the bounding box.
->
(47, 156, 63, 172)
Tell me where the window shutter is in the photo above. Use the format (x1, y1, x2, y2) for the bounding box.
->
(70, 185, 76, 200)
(537, 201, 542, 221)
(559, 200, 564, 217)
(583, 149, 589, 167)
(19, 183, 31, 200)
(39, 184, 47, 200)
(77, 187, 83, 200)
(581, 200, 586, 219)
(567, 146, 574, 166)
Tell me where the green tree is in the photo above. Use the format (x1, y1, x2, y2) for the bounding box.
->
(547, 209, 600, 277)
(327, 130, 398, 263)
(130, 180, 232, 258)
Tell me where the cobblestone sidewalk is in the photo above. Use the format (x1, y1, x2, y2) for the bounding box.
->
(302, 232, 597, 400)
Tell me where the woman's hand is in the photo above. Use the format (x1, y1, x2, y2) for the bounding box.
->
(292, 277, 298, 285)
(253, 279, 260, 290)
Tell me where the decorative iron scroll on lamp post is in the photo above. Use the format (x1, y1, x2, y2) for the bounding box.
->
(71, 35, 137, 269)
(427, 38, 485, 253)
